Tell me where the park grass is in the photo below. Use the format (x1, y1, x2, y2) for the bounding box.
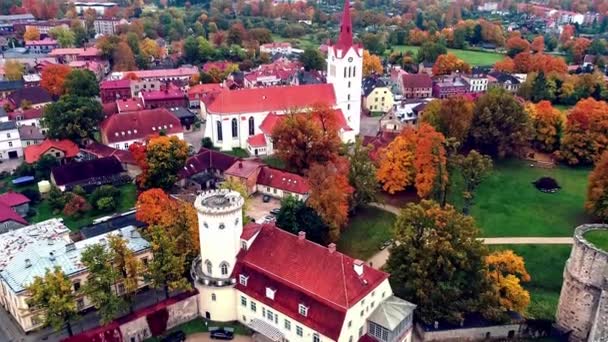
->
(30, 183, 137, 231)
(490, 244, 571, 320)
(450, 159, 591, 237)
(224, 148, 249, 158)
(145, 318, 252, 341)
(584, 230, 608, 251)
(337, 205, 396, 260)
(388, 45, 504, 66)
(271, 34, 317, 49)
(262, 155, 286, 170)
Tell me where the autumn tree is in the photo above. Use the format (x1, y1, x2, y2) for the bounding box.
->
(485, 250, 531, 313)
(81, 243, 127, 324)
(559, 97, 608, 165)
(271, 104, 342, 172)
(456, 150, 493, 214)
(62, 194, 91, 217)
(421, 96, 474, 145)
(386, 200, 492, 324)
(146, 224, 190, 299)
(140, 38, 162, 59)
(307, 158, 353, 241)
(63, 69, 99, 97)
(525, 101, 564, 152)
(131, 135, 189, 190)
(560, 24, 575, 44)
(564, 37, 591, 64)
(531, 36, 544, 53)
(40, 64, 72, 97)
(363, 50, 383, 76)
(23, 26, 40, 41)
(432, 53, 471, 76)
(4, 60, 24, 81)
(586, 151, 608, 222)
(108, 234, 142, 313)
(493, 57, 515, 73)
(26, 267, 79, 336)
(376, 129, 416, 194)
(49, 26, 75, 47)
(42, 95, 103, 144)
(506, 34, 530, 57)
(345, 138, 379, 211)
(113, 41, 136, 71)
(469, 88, 531, 158)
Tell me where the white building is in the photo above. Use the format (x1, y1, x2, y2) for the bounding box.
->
(192, 189, 416, 342)
(461, 73, 488, 93)
(260, 42, 292, 55)
(0, 121, 23, 160)
(93, 18, 128, 36)
(74, 2, 118, 15)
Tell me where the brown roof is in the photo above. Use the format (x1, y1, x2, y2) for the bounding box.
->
(402, 74, 433, 89)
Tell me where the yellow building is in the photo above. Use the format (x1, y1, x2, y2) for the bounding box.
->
(362, 77, 394, 114)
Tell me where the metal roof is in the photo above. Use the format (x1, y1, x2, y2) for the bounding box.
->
(367, 296, 416, 330)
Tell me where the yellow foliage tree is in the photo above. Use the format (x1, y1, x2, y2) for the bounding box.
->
(485, 250, 531, 313)
(376, 130, 416, 194)
(525, 100, 564, 152)
(3, 60, 24, 81)
(140, 38, 162, 59)
(363, 50, 383, 76)
(23, 26, 40, 41)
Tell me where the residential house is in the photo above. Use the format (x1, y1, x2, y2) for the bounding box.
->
(0, 192, 30, 217)
(0, 14, 35, 34)
(48, 47, 102, 63)
(109, 67, 199, 85)
(362, 77, 394, 114)
(20, 20, 71, 36)
(461, 72, 488, 93)
(168, 107, 197, 131)
(260, 42, 293, 55)
(432, 76, 468, 98)
(100, 79, 132, 103)
(139, 84, 188, 109)
(187, 83, 223, 108)
(23, 139, 79, 164)
(80, 142, 137, 173)
(18, 125, 44, 147)
(7, 86, 52, 109)
(418, 61, 434, 76)
(50, 156, 128, 191)
(93, 18, 128, 36)
(25, 38, 58, 54)
(0, 205, 27, 233)
(74, 1, 118, 14)
(116, 97, 144, 113)
(0, 219, 150, 332)
(488, 71, 521, 92)
(99, 108, 184, 150)
(243, 59, 300, 88)
(391, 99, 429, 127)
(401, 74, 433, 99)
(178, 147, 238, 189)
(224, 159, 263, 194)
(0, 121, 22, 160)
(131, 79, 162, 96)
(22, 74, 41, 87)
(8, 107, 43, 128)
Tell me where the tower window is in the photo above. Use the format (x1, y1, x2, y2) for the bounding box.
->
(205, 260, 212, 275)
(344, 67, 347, 78)
(220, 262, 229, 275)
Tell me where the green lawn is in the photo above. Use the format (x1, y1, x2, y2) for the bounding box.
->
(262, 156, 286, 170)
(451, 159, 591, 237)
(224, 148, 249, 158)
(337, 206, 396, 260)
(271, 34, 317, 49)
(490, 244, 571, 320)
(584, 229, 608, 251)
(29, 183, 137, 231)
(388, 45, 505, 66)
(145, 318, 252, 341)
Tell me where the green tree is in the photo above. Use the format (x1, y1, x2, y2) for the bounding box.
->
(276, 196, 329, 245)
(34, 154, 59, 179)
(531, 71, 553, 102)
(456, 150, 493, 214)
(64, 69, 99, 97)
(48, 186, 66, 211)
(71, 21, 88, 47)
(26, 267, 79, 336)
(81, 243, 127, 324)
(299, 47, 326, 71)
(360, 32, 386, 55)
(345, 138, 379, 211)
(146, 224, 190, 299)
(90, 185, 119, 212)
(469, 88, 531, 158)
(386, 200, 491, 324)
(41, 95, 103, 144)
(183, 36, 200, 63)
(108, 234, 142, 313)
(49, 27, 75, 48)
(417, 41, 447, 63)
(137, 135, 189, 190)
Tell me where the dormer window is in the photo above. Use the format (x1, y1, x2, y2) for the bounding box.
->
(298, 304, 309, 317)
(266, 287, 276, 300)
(239, 274, 248, 286)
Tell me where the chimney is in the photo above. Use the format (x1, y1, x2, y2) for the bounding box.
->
(49, 252, 55, 262)
(25, 259, 31, 268)
(238, 161, 243, 168)
(298, 231, 306, 240)
(328, 243, 336, 254)
(353, 259, 364, 276)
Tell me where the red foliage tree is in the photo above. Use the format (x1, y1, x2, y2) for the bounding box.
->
(40, 64, 72, 96)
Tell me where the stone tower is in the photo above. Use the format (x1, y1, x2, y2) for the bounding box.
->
(192, 189, 244, 322)
(326, 0, 362, 137)
(556, 224, 608, 341)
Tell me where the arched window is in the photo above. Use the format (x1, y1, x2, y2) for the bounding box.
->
(216, 121, 223, 141)
(348, 66, 351, 78)
(352, 66, 356, 78)
(205, 260, 212, 275)
(248, 116, 254, 136)
(344, 67, 347, 78)
(220, 262, 229, 276)
(231, 118, 238, 138)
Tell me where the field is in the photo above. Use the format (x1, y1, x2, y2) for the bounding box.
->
(337, 206, 396, 260)
(271, 34, 317, 49)
(491, 244, 571, 320)
(584, 230, 608, 251)
(451, 159, 591, 237)
(389, 45, 505, 66)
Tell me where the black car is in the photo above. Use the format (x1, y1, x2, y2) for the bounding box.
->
(161, 330, 186, 342)
(269, 208, 281, 215)
(210, 327, 235, 340)
(262, 195, 271, 203)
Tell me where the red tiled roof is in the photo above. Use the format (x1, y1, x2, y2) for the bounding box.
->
(100, 108, 183, 144)
(256, 166, 309, 194)
(0, 205, 27, 225)
(8, 107, 42, 121)
(25, 38, 57, 46)
(179, 148, 238, 179)
(116, 97, 143, 113)
(81, 142, 136, 165)
(259, 109, 351, 136)
(100, 79, 131, 90)
(234, 225, 388, 340)
(204, 84, 336, 115)
(0, 192, 30, 207)
(23, 139, 80, 164)
(188, 83, 224, 100)
(225, 159, 262, 179)
(48, 47, 100, 57)
(241, 222, 262, 240)
(141, 87, 185, 101)
(119, 67, 198, 79)
(402, 74, 433, 89)
(246, 133, 266, 147)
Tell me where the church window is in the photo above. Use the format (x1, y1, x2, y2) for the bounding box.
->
(216, 121, 223, 141)
(353, 66, 356, 77)
(284, 319, 291, 330)
(211, 293, 216, 301)
(251, 301, 256, 312)
(219, 223, 225, 229)
(220, 262, 229, 275)
(231, 118, 238, 138)
(248, 116, 254, 135)
(205, 260, 212, 275)
(296, 326, 303, 337)
(347, 104, 351, 110)
(344, 67, 347, 78)
(348, 94, 351, 101)
(348, 81, 351, 88)
(241, 296, 247, 306)
(348, 66, 352, 78)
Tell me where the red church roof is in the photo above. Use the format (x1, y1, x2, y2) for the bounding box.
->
(329, 0, 361, 58)
(204, 84, 336, 115)
(23, 139, 80, 164)
(100, 109, 183, 144)
(259, 109, 351, 136)
(234, 225, 388, 340)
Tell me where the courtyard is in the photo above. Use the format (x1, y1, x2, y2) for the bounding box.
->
(246, 193, 281, 223)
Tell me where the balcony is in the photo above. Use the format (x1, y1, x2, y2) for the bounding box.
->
(190, 256, 236, 288)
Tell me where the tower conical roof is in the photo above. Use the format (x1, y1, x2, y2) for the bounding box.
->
(337, 0, 353, 48)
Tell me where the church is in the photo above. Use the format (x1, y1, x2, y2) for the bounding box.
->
(202, 0, 362, 156)
(192, 189, 416, 342)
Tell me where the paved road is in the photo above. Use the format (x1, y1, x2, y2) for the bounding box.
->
(187, 333, 252, 342)
(359, 113, 381, 137)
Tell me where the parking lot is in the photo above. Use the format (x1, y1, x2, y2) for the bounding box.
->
(246, 194, 281, 223)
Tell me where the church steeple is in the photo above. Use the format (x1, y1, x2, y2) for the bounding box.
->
(337, 0, 353, 47)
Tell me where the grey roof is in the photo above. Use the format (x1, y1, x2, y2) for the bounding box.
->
(0, 121, 17, 131)
(488, 71, 520, 85)
(0, 80, 24, 92)
(18, 125, 44, 140)
(363, 77, 387, 97)
(368, 296, 417, 330)
(0, 14, 35, 22)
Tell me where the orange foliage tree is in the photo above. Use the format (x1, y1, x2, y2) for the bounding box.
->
(525, 101, 564, 152)
(363, 50, 383, 76)
(559, 97, 608, 165)
(485, 250, 531, 313)
(505, 34, 530, 57)
(23, 26, 40, 41)
(40, 64, 72, 97)
(531, 36, 544, 53)
(421, 96, 474, 145)
(560, 24, 575, 44)
(512, 52, 568, 75)
(129, 135, 189, 190)
(586, 151, 608, 222)
(307, 158, 353, 241)
(432, 53, 471, 76)
(564, 37, 591, 64)
(494, 57, 515, 73)
(113, 42, 136, 71)
(408, 28, 429, 45)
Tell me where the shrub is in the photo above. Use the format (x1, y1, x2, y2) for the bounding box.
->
(90, 185, 119, 211)
(72, 185, 86, 197)
(201, 137, 214, 149)
(48, 186, 66, 211)
(96, 197, 116, 212)
(13, 163, 34, 178)
(20, 188, 41, 203)
(62, 194, 91, 218)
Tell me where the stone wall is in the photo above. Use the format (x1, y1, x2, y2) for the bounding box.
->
(415, 323, 524, 341)
(556, 224, 608, 342)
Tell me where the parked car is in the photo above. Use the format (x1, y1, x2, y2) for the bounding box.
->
(161, 330, 186, 342)
(270, 208, 280, 215)
(210, 327, 235, 340)
(262, 195, 271, 203)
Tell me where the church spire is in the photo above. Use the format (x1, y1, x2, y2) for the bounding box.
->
(337, 0, 353, 47)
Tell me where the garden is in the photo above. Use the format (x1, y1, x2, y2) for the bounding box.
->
(337, 205, 396, 260)
(388, 45, 505, 66)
